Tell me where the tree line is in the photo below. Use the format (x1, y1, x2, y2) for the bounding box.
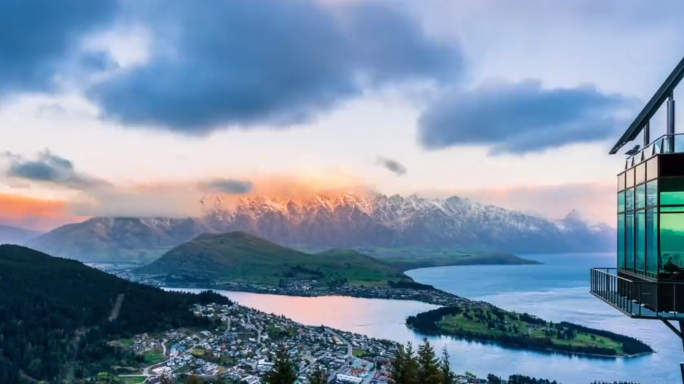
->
(406, 305, 652, 357)
(0, 245, 231, 383)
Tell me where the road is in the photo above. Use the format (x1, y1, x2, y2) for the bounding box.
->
(326, 328, 353, 357)
(246, 314, 262, 343)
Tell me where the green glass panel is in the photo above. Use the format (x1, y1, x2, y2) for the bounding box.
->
(636, 184, 646, 209)
(626, 188, 634, 211)
(626, 212, 634, 270)
(660, 178, 684, 205)
(618, 213, 625, 269)
(636, 211, 645, 272)
(618, 191, 625, 213)
(646, 180, 658, 207)
(647, 209, 658, 275)
(661, 207, 684, 212)
(660, 213, 684, 271)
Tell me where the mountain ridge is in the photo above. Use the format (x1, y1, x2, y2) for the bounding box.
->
(27, 193, 615, 263)
(0, 224, 42, 245)
(137, 231, 410, 286)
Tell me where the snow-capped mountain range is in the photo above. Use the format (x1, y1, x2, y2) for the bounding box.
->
(26, 193, 615, 263)
(201, 193, 615, 252)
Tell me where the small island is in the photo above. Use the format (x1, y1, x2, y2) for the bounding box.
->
(406, 305, 653, 358)
(121, 231, 652, 359)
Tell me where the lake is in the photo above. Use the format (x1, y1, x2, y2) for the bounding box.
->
(180, 253, 677, 384)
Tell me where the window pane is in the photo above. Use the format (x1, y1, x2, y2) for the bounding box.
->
(618, 213, 625, 269)
(647, 209, 658, 275)
(626, 188, 634, 211)
(626, 212, 634, 270)
(636, 211, 645, 272)
(661, 206, 684, 212)
(647, 158, 658, 181)
(618, 173, 626, 191)
(618, 191, 625, 213)
(660, 177, 684, 205)
(636, 184, 646, 209)
(626, 168, 635, 188)
(661, 213, 684, 271)
(636, 163, 646, 185)
(647, 180, 658, 207)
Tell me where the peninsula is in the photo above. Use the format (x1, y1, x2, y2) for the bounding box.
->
(119, 232, 651, 359)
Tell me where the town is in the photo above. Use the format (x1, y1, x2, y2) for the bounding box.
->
(93, 264, 471, 308)
(114, 302, 493, 384)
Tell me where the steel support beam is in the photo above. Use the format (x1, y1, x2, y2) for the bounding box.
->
(668, 96, 676, 153)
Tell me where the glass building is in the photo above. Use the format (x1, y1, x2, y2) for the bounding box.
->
(616, 140, 684, 281)
(591, 54, 684, 383)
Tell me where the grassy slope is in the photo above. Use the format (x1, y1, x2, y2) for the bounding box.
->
(355, 247, 541, 272)
(139, 232, 410, 286)
(438, 309, 623, 354)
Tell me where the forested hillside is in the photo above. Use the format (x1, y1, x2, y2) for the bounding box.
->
(0, 245, 230, 384)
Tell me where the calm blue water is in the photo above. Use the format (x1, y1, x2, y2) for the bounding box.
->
(181, 253, 680, 384)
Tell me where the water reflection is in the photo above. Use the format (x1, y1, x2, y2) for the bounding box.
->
(171, 254, 674, 383)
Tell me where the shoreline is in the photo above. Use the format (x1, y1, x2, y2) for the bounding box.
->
(160, 282, 652, 360)
(404, 324, 652, 360)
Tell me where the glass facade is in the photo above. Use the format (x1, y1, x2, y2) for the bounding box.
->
(647, 209, 658, 274)
(625, 212, 634, 270)
(661, 178, 684, 205)
(626, 188, 634, 210)
(647, 180, 658, 207)
(636, 184, 646, 209)
(618, 213, 625, 269)
(636, 211, 646, 272)
(660, 213, 684, 270)
(647, 158, 658, 181)
(617, 158, 684, 278)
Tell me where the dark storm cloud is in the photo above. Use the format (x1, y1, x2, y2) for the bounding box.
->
(86, 0, 463, 133)
(199, 178, 254, 195)
(0, 0, 119, 100)
(418, 80, 634, 155)
(6, 150, 110, 189)
(376, 156, 407, 176)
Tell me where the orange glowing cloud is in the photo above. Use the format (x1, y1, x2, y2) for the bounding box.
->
(65, 170, 373, 218)
(0, 193, 84, 231)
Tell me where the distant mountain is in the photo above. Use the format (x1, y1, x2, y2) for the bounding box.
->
(200, 194, 616, 253)
(27, 193, 615, 263)
(137, 231, 409, 286)
(26, 217, 211, 263)
(0, 244, 229, 383)
(0, 224, 42, 245)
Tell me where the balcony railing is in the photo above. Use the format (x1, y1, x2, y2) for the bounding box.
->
(590, 268, 684, 320)
(625, 133, 684, 169)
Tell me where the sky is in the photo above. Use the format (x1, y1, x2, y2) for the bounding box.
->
(1, 0, 684, 231)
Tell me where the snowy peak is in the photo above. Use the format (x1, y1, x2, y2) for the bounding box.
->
(198, 193, 614, 253)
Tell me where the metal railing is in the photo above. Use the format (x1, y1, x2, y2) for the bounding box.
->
(590, 268, 684, 319)
(625, 133, 684, 168)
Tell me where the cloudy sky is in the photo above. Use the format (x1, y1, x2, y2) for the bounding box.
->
(1, 0, 683, 231)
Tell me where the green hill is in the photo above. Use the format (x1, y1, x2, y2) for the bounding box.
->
(137, 232, 411, 286)
(0, 244, 230, 384)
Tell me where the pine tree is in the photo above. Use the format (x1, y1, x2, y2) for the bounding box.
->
(404, 342, 419, 384)
(307, 364, 327, 384)
(389, 344, 407, 384)
(439, 347, 454, 384)
(417, 338, 442, 384)
(264, 347, 297, 384)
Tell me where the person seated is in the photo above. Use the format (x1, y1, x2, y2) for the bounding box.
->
(664, 256, 681, 273)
